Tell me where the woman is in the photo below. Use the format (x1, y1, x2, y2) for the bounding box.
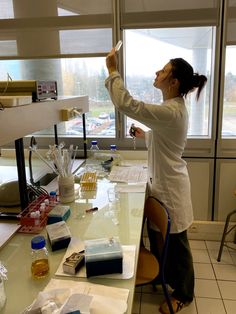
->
(105, 49, 207, 314)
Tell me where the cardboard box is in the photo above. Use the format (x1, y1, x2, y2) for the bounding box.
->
(46, 221, 71, 251)
(63, 251, 85, 275)
(85, 237, 123, 277)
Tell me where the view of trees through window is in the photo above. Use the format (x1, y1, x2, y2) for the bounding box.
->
(0, 57, 115, 137)
(3, 27, 236, 140)
(222, 46, 236, 137)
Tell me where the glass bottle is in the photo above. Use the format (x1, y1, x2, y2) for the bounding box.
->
(31, 235, 50, 279)
(90, 140, 99, 151)
(110, 144, 117, 152)
(90, 140, 99, 159)
(110, 144, 121, 165)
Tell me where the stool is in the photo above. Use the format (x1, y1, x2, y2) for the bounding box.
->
(217, 209, 236, 262)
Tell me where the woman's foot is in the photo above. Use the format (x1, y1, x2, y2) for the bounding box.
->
(159, 297, 187, 314)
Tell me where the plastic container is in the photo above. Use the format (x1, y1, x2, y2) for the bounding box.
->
(110, 144, 121, 166)
(110, 144, 117, 152)
(58, 175, 75, 203)
(31, 235, 49, 279)
(49, 191, 57, 204)
(90, 140, 99, 151)
(90, 140, 99, 159)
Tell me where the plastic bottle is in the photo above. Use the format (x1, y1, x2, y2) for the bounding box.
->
(31, 235, 50, 279)
(90, 140, 99, 151)
(110, 144, 121, 165)
(49, 191, 57, 204)
(110, 144, 117, 152)
(90, 140, 99, 159)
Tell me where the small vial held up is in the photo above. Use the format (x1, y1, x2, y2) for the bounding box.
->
(115, 40, 123, 52)
(129, 123, 137, 150)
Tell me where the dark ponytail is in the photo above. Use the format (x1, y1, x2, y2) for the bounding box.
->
(170, 58, 207, 100)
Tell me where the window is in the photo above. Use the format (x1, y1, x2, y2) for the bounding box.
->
(124, 27, 214, 137)
(0, 0, 115, 140)
(222, 1, 236, 137)
(0, 57, 114, 138)
(222, 46, 236, 137)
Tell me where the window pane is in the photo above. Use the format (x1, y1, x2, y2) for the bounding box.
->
(60, 29, 112, 54)
(0, 28, 112, 58)
(0, 0, 112, 19)
(226, 0, 236, 45)
(222, 46, 236, 137)
(124, 0, 217, 12)
(122, 0, 219, 26)
(0, 58, 114, 137)
(124, 27, 213, 137)
(0, 1, 113, 58)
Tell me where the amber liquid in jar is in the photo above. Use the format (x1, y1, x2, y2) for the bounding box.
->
(31, 258, 49, 279)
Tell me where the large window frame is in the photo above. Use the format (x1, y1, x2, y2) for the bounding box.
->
(0, 0, 233, 160)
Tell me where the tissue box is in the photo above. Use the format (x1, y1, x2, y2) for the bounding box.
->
(85, 237, 123, 277)
(46, 221, 71, 251)
(47, 205, 71, 224)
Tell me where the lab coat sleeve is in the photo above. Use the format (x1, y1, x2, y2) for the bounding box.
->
(105, 71, 177, 129)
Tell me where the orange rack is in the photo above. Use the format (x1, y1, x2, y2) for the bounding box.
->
(18, 195, 56, 234)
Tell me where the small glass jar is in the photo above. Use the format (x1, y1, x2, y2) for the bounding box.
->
(58, 175, 75, 203)
(31, 235, 49, 279)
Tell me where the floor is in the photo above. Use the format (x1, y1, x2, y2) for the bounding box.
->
(132, 239, 236, 314)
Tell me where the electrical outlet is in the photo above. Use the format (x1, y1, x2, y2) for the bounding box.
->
(189, 225, 198, 233)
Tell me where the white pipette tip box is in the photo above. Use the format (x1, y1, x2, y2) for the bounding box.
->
(0, 96, 32, 107)
(47, 205, 71, 224)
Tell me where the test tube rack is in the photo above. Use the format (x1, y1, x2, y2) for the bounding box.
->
(80, 172, 97, 191)
(18, 195, 56, 234)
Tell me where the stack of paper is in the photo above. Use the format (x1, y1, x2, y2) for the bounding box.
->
(108, 166, 147, 183)
(24, 278, 129, 314)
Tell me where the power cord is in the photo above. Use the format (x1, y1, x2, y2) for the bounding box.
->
(29, 136, 37, 186)
(28, 136, 49, 198)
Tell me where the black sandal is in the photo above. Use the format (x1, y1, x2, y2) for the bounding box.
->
(159, 297, 186, 314)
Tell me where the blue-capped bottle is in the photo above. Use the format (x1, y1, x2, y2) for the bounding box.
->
(31, 235, 50, 279)
(110, 144, 117, 152)
(110, 144, 121, 165)
(90, 140, 99, 158)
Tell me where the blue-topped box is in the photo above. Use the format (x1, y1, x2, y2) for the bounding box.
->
(47, 205, 71, 224)
(85, 237, 123, 277)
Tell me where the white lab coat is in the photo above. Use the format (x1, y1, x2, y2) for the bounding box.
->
(105, 71, 193, 233)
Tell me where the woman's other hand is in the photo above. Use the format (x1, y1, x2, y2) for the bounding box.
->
(106, 48, 117, 74)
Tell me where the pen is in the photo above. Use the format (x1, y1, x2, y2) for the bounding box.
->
(85, 207, 98, 213)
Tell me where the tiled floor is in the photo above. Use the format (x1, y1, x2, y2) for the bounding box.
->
(132, 240, 236, 314)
